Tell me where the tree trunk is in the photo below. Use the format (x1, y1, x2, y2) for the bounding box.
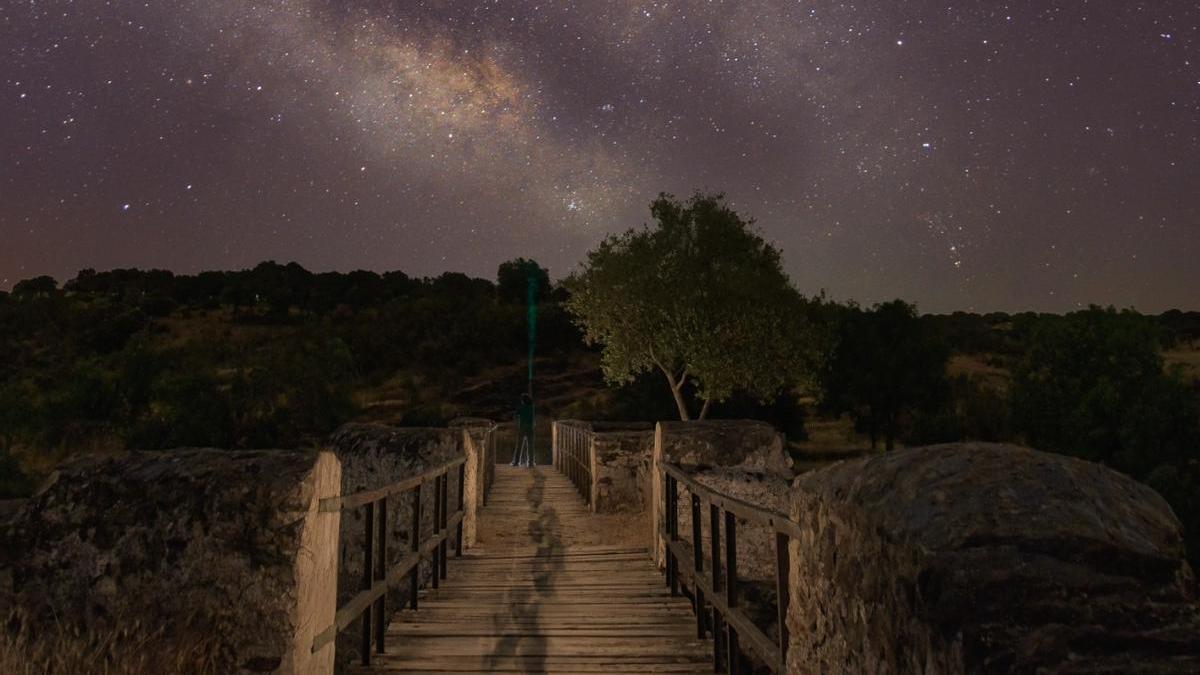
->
(670, 386, 691, 421)
(660, 366, 691, 421)
(698, 397, 712, 420)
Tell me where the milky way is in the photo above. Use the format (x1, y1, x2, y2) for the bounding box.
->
(2, 1, 1198, 311)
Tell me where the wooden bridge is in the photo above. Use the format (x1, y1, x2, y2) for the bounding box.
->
(319, 421, 795, 674)
(352, 465, 711, 673)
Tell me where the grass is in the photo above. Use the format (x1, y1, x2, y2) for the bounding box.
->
(0, 620, 228, 675)
(1165, 340, 1200, 382)
(948, 353, 1011, 390)
(789, 415, 880, 472)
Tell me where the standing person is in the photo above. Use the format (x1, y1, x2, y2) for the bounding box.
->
(511, 392, 535, 467)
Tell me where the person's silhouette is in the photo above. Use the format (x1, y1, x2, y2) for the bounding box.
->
(512, 392, 535, 467)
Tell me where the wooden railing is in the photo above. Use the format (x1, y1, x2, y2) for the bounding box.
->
(310, 456, 467, 667)
(659, 461, 799, 673)
(554, 422, 593, 507)
(483, 428, 496, 505)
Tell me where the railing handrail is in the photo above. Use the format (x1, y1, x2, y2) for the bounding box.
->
(658, 459, 794, 673)
(660, 462, 802, 540)
(553, 421, 594, 507)
(318, 455, 467, 513)
(312, 425, 496, 666)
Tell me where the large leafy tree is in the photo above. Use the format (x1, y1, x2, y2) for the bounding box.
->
(564, 192, 808, 420)
(820, 300, 950, 451)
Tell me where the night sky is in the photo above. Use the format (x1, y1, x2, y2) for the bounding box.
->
(2, 1, 1197, 312)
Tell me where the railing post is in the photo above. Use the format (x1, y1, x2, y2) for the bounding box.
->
(410, 484, 421, 609)
(665, 473, 678, 596)
(439, 473, 448, 580)
(374, 495, 387, 654)
(775, 531, 790, 667)
(431, 476, 441, 590)
(456, 462, 465, 557)
(691, 492, 705, 639)
(361, 501, 375, 666)
(725, 510, 739, 675)
(710, 504, 724, 672)
(588, 434, 598, 511)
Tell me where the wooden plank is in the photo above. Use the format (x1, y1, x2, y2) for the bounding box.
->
(362, 463, 715, 673)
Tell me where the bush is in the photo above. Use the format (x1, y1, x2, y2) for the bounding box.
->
(1144, 461, 1200, 569)
(1012, 306, 1199, 476)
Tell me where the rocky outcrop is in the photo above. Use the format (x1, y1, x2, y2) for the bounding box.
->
(0, 449, 339, 674)
(787, 443, 1200, 674)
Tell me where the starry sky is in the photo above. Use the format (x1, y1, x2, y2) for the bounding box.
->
(2, 1, 1198, 312)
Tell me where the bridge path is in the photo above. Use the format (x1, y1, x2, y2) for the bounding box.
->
(355, 464, 712, 673)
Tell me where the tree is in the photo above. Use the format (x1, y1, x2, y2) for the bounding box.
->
(564, 192, 808, 420)
(1011, 306, 1199, 475)
(497, 258, 551, 304)
(820, 300, 949, 451)
(12, 275, 57, 299)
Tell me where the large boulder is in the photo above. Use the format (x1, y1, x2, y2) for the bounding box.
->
(787, 443, 1200, 674)
(0, 449, 339, 674)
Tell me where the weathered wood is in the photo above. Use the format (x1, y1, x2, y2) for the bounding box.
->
(321, 456, 467, 513)
(361, 501, 374, 666)
(360, 466, 713, 673)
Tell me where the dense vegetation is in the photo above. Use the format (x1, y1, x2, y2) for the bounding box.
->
(0, 263, 579, 489)
(2, 253, 1198, 563)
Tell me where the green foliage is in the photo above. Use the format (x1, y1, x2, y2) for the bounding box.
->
(1011, 306, 1199, 476)
(820, 300, 950, 450)
(497, 258, 551, 304)
(564, 191, 811, 420)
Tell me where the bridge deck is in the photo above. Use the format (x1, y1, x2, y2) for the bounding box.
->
(357, 465, 712, 673)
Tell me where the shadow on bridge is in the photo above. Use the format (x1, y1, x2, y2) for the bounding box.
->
(484, 467, 566, 672)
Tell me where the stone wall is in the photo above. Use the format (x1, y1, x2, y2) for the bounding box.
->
(651, 420, 792, 570)
(0, 448, 340, 674)
(786, 443, 1200, 674)
(650, 420, 794, 650)
(592, 427, 654, 514)
(551, 420, 656, 515)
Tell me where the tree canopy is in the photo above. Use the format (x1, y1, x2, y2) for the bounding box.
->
(497, 258, 551, 304)
(564, 192, 809, 420)
(1011, 306, 1199, 476)
(818, 300, 950, 450)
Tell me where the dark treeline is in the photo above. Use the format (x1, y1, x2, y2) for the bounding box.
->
(0, 261, 579, 495)
(2, 263, 1199, 564)
(815, 301, 1200, 565)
